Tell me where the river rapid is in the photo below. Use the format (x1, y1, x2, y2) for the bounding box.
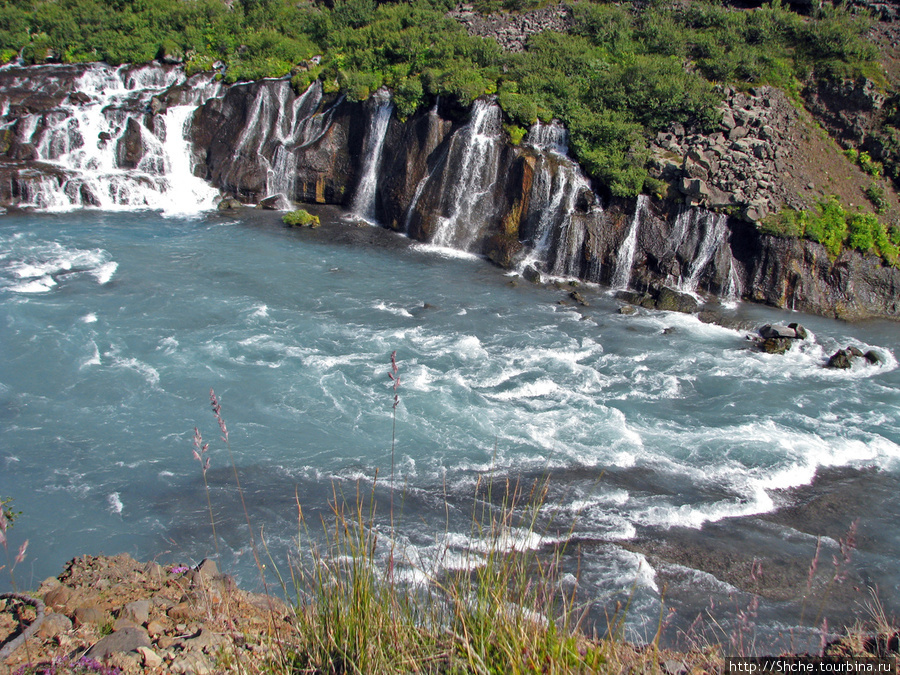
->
(1, 206, 899, 652)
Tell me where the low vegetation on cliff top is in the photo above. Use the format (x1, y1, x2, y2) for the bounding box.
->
(0, 0, 880, 198)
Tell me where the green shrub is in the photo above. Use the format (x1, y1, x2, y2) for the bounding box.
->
(864, 182, 888, 214)
(283, 209, 320, 227)
(858, 151, 883, 178)
(505, 124, 526, 145)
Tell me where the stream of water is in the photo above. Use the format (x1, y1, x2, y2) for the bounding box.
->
(1, 208, 898, 651)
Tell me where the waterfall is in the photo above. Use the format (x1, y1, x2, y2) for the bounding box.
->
(611, 195, 647, 290)
(349, 89, 393, 223)
(679, 211, 729, 295)
(430, 99, 503, 250)
(518, 157, 591, 277)
(525, 119, 569, 155)
(3, 63, 221, 214)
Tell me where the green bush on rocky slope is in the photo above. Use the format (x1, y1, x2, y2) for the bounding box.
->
(0, 0, 879, 198)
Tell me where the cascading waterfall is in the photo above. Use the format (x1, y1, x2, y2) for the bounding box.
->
(4, 63, 221, 214)
(525, 119, 569, 156)
(678, 211, 729, 295)
(349, 89, 393, 223)
(611, 195, 647, 290)
(430, 99, 503, 250)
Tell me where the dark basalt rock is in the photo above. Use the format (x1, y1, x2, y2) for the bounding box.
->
(116, 118, 146, 169)
(761, 337, 793, 354)
(826, 349, 854, 369)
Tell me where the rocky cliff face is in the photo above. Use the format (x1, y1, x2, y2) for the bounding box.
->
(1, 63, 898, 320)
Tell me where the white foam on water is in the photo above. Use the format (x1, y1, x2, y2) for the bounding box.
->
(373, 301, 413, 318)
(411, 243, 483, 261)
(484, 378, 560, 401)
(81, 341, 101, 369)
(107, 492, 124, 514)
(91, 261, 118, 284)
(110, 355, 161, 388)
(81, 313, 98, 323)
(11, 276, 57, 293)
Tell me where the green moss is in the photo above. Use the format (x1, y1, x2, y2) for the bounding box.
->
(283, 209, 320, 228)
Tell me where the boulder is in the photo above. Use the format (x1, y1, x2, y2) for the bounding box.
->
(217, 197, 243, 211)
(74, 606, 110, 628)
(85, 626, 151, 659)
(37, 612, 72, 639)
(522, 265, 542, 284)
(256, 195, 282, 210)
(864, 350, 883, 365)
(759, 324, 797, 339)
(826, 349, 853, 369)
(761, 337, 793, 354)
(655, 287, 700, 314)
(119, 599, 151, 626)
(788, 322, 808, 340)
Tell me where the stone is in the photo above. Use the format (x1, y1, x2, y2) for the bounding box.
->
(137, 646, 163, 669)
(788, 322, 808, 340)
(848, 346, 864, 358)
(655, 287, 700, 314)
(168, 602, 201, 622)
(864, 350, 883, 365)
(144, 561, 165, 580)
(182, 627, 228, 652)
(256, 195, 281, 209)
(37, 612, 72, 639)
(728, 125, 749, 141)
(120, 599, 151, 625)
(759, 324, 796, 339)
(826, 349, 853, 369)
(663, 659, 688, 675)
(618, 304, 637, 315)
(720, 109, 736, 130)
(761, 337, 793, 354)
(217, 197, 243, 210)
(522, 265, 542, 284)
(43, 584, 72, 610)
(74, 606, 110, 628)
(171, 651, 214, 675)
(569, 290, 588, 306)
(105, 652, 142, 675)
(743, 201, 769, 222)
(146, 619, 167, 636)
(85, 626, 152, 659)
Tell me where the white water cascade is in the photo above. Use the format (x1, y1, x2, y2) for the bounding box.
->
(265, 80, 331, 208)
(611, 195, 648, 290)
(431, 99, 503, 250)
(679, 211, 729, 294)
(5, 63, 222, 215)
(349, 88, 394, 223)
(518, 120, 598, 278)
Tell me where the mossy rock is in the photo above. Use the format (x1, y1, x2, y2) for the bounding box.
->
(283, 209, 321, 228)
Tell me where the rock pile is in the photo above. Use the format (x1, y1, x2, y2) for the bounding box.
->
(826, 346, 884, 369)
(448, 3, 572, 52)
(649, 86, 803, 221)
(756, 322, 808, 354)
(0, 553, 294, 675)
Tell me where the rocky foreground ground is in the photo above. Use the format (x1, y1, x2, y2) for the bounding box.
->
(0, 554, 294, 674)
(1, 552, 898, 674)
